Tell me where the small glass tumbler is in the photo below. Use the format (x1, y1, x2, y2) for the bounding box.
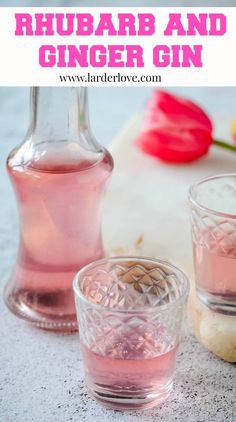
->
(189, 174, 236, 315)
(73, 256, 189, 410)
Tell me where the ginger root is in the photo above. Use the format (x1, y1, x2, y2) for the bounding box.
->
(188, 289, 236, 363)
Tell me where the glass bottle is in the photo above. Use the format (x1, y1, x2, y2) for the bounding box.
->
(4, 87, 113, 332)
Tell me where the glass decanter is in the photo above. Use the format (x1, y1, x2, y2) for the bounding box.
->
(4, 87, 113, 332)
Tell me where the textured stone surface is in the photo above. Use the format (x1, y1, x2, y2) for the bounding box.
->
(1, 87, 236, 422)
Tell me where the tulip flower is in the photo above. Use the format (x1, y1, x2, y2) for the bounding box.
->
(136, 90, 236, 163)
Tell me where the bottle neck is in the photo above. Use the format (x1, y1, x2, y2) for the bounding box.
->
(8, 87, 105, 171)
(28, 87, 100, 152)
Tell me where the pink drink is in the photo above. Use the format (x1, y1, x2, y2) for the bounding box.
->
(75, 256, 188, 410)
(80, 329, 178, 410)
(5, 150, 113, 329)
(194, 228, 236, 305)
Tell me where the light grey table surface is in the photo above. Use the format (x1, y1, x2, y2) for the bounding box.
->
(0, 87, 236, 422)
(1, 1, 236, 6)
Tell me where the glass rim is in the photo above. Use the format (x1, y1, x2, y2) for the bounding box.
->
(73, 256, 189, 314)
(188, 173, 236, 220)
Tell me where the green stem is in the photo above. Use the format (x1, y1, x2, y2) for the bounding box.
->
(213, 139, 236, 152)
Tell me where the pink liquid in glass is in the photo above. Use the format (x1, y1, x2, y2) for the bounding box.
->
(81, 330, 178, 409)
(5, 150, 113, 329)
(194, 229, 236, 305)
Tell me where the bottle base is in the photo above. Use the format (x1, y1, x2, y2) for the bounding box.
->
(4, 286, 78, 332)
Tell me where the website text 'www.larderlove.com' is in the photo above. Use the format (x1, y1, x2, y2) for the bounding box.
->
(59, 72, 162, 84)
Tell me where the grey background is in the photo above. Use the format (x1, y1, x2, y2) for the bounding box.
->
(1, 1, 235, 6)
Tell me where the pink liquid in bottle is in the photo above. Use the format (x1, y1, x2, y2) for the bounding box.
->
(4, 88, 113, 331)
